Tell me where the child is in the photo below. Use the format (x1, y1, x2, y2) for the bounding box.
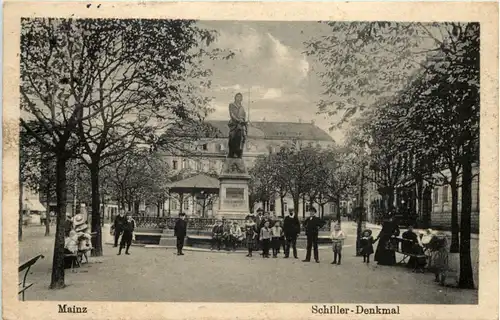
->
(211, 219, 224, 251)
(271, 221, 284, 258)
(244, 217, 258, 257)
(360, 229, 376, 263)
(330, 224, 346, 265)
(259, 220, 272, 258)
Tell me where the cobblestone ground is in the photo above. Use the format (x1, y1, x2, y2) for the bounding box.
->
(19, 225, 478, 304)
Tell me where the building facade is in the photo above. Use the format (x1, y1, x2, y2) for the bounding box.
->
(156, 120, 336, 218)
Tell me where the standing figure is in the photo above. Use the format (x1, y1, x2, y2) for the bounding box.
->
(330, 224, 347, 265)
(112, 211, 127, 247)
(430, 233, 449, 285)
(174, 212, 187, 256)
(360, 229, 376, 263)
(283, 208, 300, 259)
(227, 93, 247, 158)
(302, 207, 326, 263)
(64, 213, 74, 237)
(374, 216, 400, 265)
(118, 214, 135, 255)
(259, 221, 272, 258)
(271, 221, 284, 258)
(244, 217, 258, 257)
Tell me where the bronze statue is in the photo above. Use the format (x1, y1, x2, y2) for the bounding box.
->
(227, 93, 247, 158)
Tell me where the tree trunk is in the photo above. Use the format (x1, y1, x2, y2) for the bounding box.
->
(458, 147, 475, 289)
(50, 155, 67, 289)
(335, 197, 341, 224)
(45, 184, 51, 236)
(293, 195, 301, 228)
(157, 201, 161, 217)
(449, 173, 460, 253)
(387, 188, 395, 213)
(280, 195, 285, 217)
(18, 175, 23, 242)
(302, 195, 306, 219)
(89, 164, 103, 257)
(202, 197, 206, 217)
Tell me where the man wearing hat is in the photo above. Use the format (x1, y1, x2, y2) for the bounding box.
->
(302, 207, 325, 263)
(64, 213, 73, 237)
(113, 211, 127, 247)
(174, 212, 188, 255)
(283, 208, 300, 259)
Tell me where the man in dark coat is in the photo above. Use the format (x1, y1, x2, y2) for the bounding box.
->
(113, 211, 127, 247)
(174, 212, 188, 255)
(283, 208, 300, 259)
(64, 213, 73, 237)
(302, 207, 325, 263)
(118, 214, 135, 255)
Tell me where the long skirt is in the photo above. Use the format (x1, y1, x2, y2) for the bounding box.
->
(246, 235, 256, 249)
(374, 237, 396, 265)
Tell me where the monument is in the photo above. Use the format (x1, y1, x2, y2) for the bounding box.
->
(218, 93, 251, 219)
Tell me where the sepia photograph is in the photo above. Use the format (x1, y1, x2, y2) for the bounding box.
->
(3, 2, 498, 320)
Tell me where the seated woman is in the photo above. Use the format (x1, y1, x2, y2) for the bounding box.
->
(64, 230, 79, 269)
(402, 225, 426, 269)
(229, 221, 243, 251)
(211, 219, 224, 251)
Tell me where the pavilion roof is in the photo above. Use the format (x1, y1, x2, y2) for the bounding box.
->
(168, 173, 220, 194)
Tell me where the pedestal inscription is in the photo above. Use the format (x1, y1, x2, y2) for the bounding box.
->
(218, 158, 251, 219)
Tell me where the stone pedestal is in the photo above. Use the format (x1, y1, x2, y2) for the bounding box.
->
(217, 158, 251, 220)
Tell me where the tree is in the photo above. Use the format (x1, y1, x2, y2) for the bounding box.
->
(21, 18, 91, 289)
(33, 18, 230, 256)
(306, 22, 480, 257)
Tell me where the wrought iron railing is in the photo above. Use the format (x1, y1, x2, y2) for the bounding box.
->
(132, 216, 332, 232)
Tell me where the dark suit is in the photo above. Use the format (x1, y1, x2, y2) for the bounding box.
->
(174, 218, 187, 254)
(113, 215, 127, 246)
(304, 216, 325, 261)
(283, 215, 300, 258)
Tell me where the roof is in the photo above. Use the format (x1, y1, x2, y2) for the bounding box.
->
(205, 120, 333, 141)
(168, 173, 220, 193)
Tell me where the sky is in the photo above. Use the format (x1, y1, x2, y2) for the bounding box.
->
(197, 21, 346, 143)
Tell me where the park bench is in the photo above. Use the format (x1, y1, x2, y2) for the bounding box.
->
(19, 254, 44, 301)
(394, 238, 428, 273)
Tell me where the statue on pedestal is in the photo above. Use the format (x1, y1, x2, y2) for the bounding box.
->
(227, 93, 247, 158)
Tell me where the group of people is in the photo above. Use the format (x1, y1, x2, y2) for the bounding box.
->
(63, 213, 93, 269)
(242, 208, 302, 259)
(111, 211, 136, 255)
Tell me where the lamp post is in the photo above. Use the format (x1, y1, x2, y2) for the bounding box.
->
(355, 142, 371, 256)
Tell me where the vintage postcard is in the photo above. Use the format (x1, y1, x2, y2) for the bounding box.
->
(2, 1, 499, 319)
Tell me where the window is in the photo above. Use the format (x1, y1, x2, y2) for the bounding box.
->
(283, 201, 288, 212)
(442, 186, 449, 203)
(170, 199, 178, 211)
(196, 161, 202, 171)
(182, 159, 187, 169)
(183, 198, 190, 211)
(202, 144, 208, 151)
(433, 188, 439, 204)
(172, 160, 178, 170)
(305, 203, 312, 213)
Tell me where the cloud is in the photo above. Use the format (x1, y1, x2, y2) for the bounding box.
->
(262, 88, 282, 100)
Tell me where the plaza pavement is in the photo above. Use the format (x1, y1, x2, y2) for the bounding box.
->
(19, 224, 478, 304)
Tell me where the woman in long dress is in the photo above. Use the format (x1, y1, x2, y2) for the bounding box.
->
(374, 217, 400, 265)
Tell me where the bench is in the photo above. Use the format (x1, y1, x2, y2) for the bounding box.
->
(393, 238, 428, 273)
(19, 254, 44, 301)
